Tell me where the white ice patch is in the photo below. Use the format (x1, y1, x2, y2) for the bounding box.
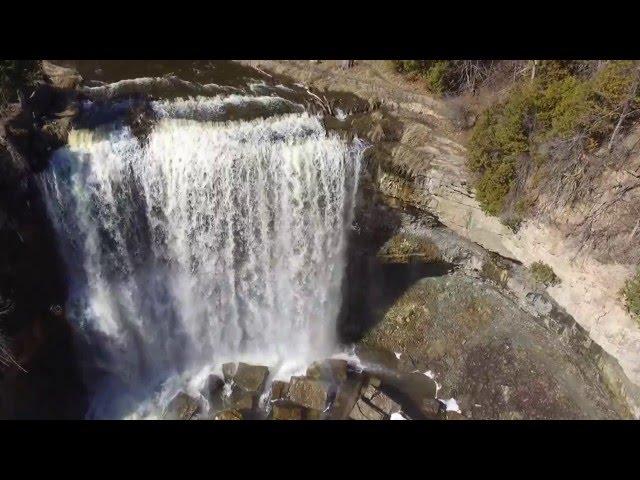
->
(335, 108, 348, 121)
(440, 398, 461, 413)
(390, 412, 407, 420)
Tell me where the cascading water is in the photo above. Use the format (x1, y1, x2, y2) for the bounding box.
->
(39, 94, 362, 418)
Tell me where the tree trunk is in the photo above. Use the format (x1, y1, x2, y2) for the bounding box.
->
(608, 66, 640, 152)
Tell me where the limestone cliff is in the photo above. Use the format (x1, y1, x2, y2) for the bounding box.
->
(241, 60, 640, 413)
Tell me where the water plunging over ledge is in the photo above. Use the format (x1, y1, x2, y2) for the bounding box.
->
(39, 97, 363, 418)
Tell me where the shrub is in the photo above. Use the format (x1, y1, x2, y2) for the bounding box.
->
(533, 75, 591, 138)
(467, 85, 533, 214)
(621, 269, 640, 319)
(529, 261, 561, 287)
(587, 60, 639, 141)
(423, 61, 452, 94)
(467, 60, 639, 215)
(394, 60, 496, 96)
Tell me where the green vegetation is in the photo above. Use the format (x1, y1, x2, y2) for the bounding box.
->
(394, 60, 454, 94)
(393, 60, 495, 96)
(621, 269, 640, 320)
(0, 60, 41, 108)
(529, 261, 561, 287)
(466, 60, 639, 215)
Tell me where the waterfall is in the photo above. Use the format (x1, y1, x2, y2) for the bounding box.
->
(39, 98, 362, 418)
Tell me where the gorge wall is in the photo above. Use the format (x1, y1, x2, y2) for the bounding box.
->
(241, 60, 640, 416)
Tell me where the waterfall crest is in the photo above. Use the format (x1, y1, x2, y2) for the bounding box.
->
(40, 101, 362, 418)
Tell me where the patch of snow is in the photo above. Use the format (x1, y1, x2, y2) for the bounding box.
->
(390, 412, 407, 420)
(335, 108, 348, 121)
(439, 398, 461, 413)
(394, 352, 402, 359)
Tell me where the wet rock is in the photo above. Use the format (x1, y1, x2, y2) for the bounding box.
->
(163, 392, 200, 420)
(304, 408, 324, 420)
(287, 376, 331, 411)
(362, 384, 401, 415)
(270, 380, 289, 401)
(349, 398, 386, 420)
(222, 362, 237, 382)
(271, 402, 304, 420)
(354, 345, 401, 371)
(233, 362, 269, 394)
(327, 376, 365, 419)
(41, 61, 82, 90)
(126, 101, 156, 145)
(38, 117, 72, 149)
(214, 409, 243, 420)
(421, 398, 446, 419)
(446, 411, 467, 420)
(398, 372, 438, 400)
(224, 388, 257, 411)
(202, 374, 224, 409)
(306, 359, 348, 383)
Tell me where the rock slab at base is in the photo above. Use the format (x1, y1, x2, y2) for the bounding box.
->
(215, 409, 243, 420)
(232, 363, 270, 394)
(271, 403, 304, 420)
(349, 398, 386, 420)
(163, 392, 200, 420)
(287, 377, 331, 411)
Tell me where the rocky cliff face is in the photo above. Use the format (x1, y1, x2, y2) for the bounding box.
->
(0, 62, 86, 418)
(242, 60, 640, 417)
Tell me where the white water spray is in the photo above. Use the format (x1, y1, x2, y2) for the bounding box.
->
(40, 99, 362, 418)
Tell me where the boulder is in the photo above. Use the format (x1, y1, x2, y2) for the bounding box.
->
(202, 374, 224, 410)
(362, 384, 401, 415)
(163, 392, 200, 420)
(38, 117, 72, 150)
(446, 411, 467, 420)
(126, 101, 156, 144)
(421, 398, 446, 419)
(270, 380, 289, 401)
(398, 372, 438, 400)
(233, 363, 269, 394)
(223, 388, 257, 411)
(287, 376, 331, 411)
(271, 403, 304, 420)
(41, 61, 82, 90)
(327, 376, 365, 420)
(304, 408, 324, 420)
(349, 398, 386, 420)
(214, 409, 243, 420)
(306, 359, 348, 383)
(222, 362, 237, 382)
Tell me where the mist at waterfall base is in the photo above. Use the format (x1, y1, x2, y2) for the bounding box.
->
(39, 96, 363, 419)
